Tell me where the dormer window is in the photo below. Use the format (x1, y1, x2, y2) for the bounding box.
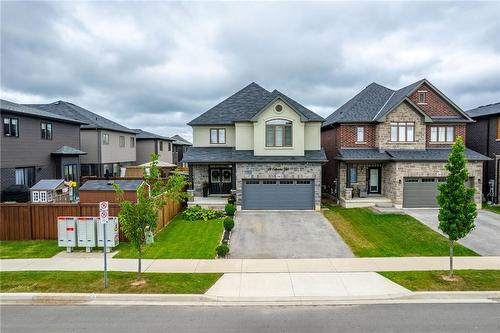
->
(418, 91, 427, 104)
(266, 119, 292, 147)
(274, 104, 283, 113)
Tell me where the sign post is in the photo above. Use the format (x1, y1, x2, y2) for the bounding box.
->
(99, 201, 109, 289)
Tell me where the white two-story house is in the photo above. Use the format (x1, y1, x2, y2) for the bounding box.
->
(183, 82, 326, 210)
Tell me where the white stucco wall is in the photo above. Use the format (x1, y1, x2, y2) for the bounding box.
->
(235, 122, 254, 150)
(304, 122, 321, 150)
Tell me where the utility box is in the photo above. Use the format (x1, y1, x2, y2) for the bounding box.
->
(97, 217, 119, 251)
(57, 217, 77, 252)
(76, 217, 97, 252)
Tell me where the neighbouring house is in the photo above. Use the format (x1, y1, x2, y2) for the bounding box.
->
(79, 179, 143, 203)
(465, 102, 500, 204)
(321, 79, 489, 208)
(170, 134, 192, 167)
(134, 129, 174, 165)
(27, 101, 138, 178)
(182, 82, 326, 210)
(1, 99, 87, 197)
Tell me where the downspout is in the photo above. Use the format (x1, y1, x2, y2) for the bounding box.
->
(97, 129, 102, 177)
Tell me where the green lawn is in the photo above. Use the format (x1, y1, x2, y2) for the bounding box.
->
(114, 214, 224, 259)
(323, 206, 478, 257)
(381, 270, 500, 291)
(0, 240, 61, 259)
(0, 271, 221, 294)
(483, 205, 500, 214)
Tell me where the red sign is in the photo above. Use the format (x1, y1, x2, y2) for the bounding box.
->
(66, 227, 75, 231)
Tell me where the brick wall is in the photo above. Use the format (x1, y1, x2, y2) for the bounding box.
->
(425, 124, 466, 148)
(409, 83, 461, 117)
(338, 124, 376, 148)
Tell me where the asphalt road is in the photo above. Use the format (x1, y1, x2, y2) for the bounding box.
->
(2, 304, 499, 332)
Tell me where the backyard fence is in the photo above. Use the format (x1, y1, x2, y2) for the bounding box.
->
(0, 198, 183, 241)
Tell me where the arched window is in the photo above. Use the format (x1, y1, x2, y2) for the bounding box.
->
(266, 119, 292, 147)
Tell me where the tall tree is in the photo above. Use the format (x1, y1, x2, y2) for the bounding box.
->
(436, 136, 477, 278)
(115, 153, 188, 280)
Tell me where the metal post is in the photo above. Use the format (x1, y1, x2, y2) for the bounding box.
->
(103, 221, 108, 288)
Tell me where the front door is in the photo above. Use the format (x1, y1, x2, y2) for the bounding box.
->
(209, 168, 232, 194)
(368, 167, 381, 194)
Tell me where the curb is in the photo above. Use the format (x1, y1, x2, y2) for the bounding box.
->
(1, 291, 499, 306)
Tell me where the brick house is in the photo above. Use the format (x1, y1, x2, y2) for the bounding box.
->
(182, 82, 326, 210)
(465, 102, 500, 203)
(321, 79, 489, 208)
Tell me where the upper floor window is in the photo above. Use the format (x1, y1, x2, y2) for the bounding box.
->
(41, 122, 53, 140)
(168, 142, 171, 151)
(210, 128, 226, 144)
(3, 117, 18, 137)
(497, 117, 500, 140)
(430, 126, 454, 143)
(390, 122, 414, 142)
(418, 91, 427, 104)
(356, 127, 365, 143)
(119, 135, 125, 147)
(130, 137, 135, 148)
(159, 141, 164, 151)
(102, 133, 109, 145)
(266, 119, 292, 147)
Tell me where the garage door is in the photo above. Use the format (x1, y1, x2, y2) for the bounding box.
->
(242, 179, 314, 210)
(403, 177, 473, 208)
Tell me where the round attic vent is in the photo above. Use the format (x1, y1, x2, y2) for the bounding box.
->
(274, 104, 283, 112)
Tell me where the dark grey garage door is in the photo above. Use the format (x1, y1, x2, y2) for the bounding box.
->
(242, 179, 314, 210)
(403, 177, 474, 208)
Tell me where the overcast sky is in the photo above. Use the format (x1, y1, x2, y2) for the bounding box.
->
(1, 1, 500, 141)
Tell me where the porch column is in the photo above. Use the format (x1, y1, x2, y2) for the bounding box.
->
(231, 163, 236, 190)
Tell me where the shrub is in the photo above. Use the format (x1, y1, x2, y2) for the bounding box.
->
(223, 217, 235, 231)
(182, 205, 224, 221)
(225, 203, 236, 216)
(216, 244, 230, 257)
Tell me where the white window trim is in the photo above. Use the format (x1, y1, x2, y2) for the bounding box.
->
(417, 90, 428, 105)
(356, 127, 365, 144)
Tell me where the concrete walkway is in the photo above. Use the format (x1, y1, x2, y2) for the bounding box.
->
(2, 256, 499, 273)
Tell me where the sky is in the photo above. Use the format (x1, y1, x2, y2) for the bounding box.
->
(1, 1, 500, 141)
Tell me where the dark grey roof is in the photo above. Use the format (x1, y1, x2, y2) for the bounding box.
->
(336, 148, 391, 161)
(26, 101, 137, 134)
(134, 129, 173, 141)
(79, 179, 143, 191)
(182, 147, 327, 163)
(52, 146, 87, 155)
(0, 99, 85, 125)
(171, 134, 192, 146)
(336, 148, 490, 162)
(323, 79, 471, 127)
(188, 82, 324, 125)
(466, 102, 500, 118)
(31, 179, 65, 190)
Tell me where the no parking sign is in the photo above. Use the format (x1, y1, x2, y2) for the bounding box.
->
(99, 201, 109, 224)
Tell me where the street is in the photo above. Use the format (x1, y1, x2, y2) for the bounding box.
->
(1, 304, 499, 332)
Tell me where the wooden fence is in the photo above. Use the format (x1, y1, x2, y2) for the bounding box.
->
(0, 199, 183, 241)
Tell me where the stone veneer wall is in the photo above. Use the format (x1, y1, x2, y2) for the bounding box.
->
(191, 164, 209, 196)
(339, 162, 385, 196)
(376, 102, 426, 150)
(235, 162, 322, 210)
(384, 161, 483, 208)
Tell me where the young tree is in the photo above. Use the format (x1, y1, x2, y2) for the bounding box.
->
(115, 153, 188, 280)
(436, 136, 477, 278)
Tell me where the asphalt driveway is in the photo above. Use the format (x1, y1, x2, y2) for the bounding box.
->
(405, 209, 500, 256)
(230, 211, 354, 259)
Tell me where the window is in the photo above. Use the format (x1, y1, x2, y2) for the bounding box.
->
(280, 180, 293, 184)
(418, 91, 427, 104)
(113, 163, 120, 176)
(32, 191, 40, 202)
(40, 122, 53, 140)
(430, 126, 454, 142)
(130, 137, 135, 148)
(3, 117, 18, 137)
(245, 180, 259, 184)
(119, 136, 125, 147)
(210, 128, 226, 144)
(15, 167, 35, 187)
(347, 164, 357, 187)
(356, 127, 365, 143)
(103, 164, 112, 177)
(159, 141, 163, 151)
(40, 191, 47, 202)
(390, 122, 414, 142)
(168, 142, 171, 151)
(64, 164, 78, 181)
(81, 164, 98, 177)
(266, 119, 292, 147)
(263, 180, 276, 185)
(296, 180, 311, 184)
(102, 133, 109, 145)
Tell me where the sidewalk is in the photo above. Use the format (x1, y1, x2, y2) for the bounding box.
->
(1, 256, 499, 273)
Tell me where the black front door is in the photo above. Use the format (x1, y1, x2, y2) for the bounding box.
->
(368, 167, 381, 194)
(209, 167, 232, 194)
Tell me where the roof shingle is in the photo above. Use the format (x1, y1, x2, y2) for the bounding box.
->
(466, 102, 500, 118)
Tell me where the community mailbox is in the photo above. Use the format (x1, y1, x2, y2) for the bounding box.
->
(97, 217, 119, 251)
(57, 217, 77, 252)
(76, 217, 97, 252)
